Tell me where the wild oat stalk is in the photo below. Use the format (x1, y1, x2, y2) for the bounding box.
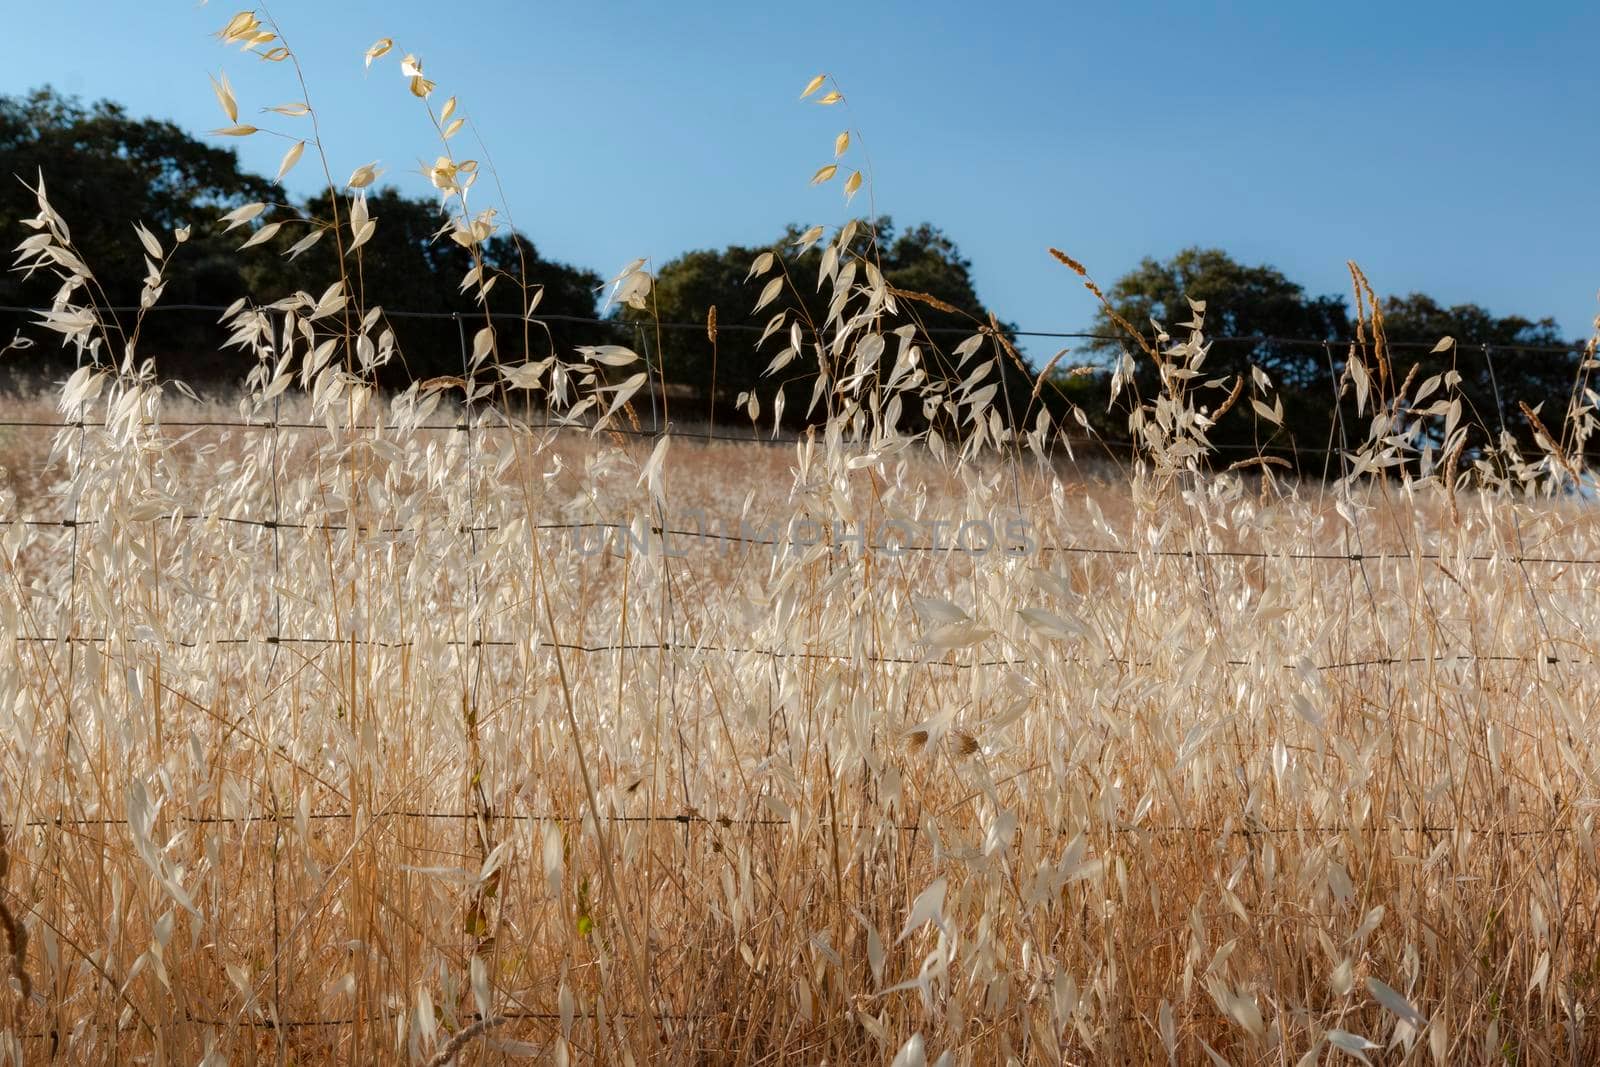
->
(0, 13, 1596, 1067)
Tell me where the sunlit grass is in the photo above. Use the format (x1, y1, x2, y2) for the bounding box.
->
(1, 7, 1597, 1065)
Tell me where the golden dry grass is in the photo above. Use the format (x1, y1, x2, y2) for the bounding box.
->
(1, 386, 1598, 1063)
(3, 8, 1600, 1064)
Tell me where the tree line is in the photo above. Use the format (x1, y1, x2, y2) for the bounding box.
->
(0, 89, 602, 383)
(2, 87, 1584, 462)
(1070, 248, 1580, 461)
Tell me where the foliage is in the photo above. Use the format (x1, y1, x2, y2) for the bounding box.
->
(1378, 293, 1576, 456)
(0, 87, 273, 368)
(253, 188, 603, 383)
(1078, 247, 1579, 463)
(627, 218, 1035, 427)
(1086, 246, 1349, 389)
(4, 18, 1599, 1062)
(1, 88, 601, 385)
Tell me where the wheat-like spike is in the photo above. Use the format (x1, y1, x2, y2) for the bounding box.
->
(1519, 400, 1581, 481)
(1211, 375, 1247, 420)
(1047, 247, 1087, 277)
(1029, 348, 1072, 401)
(1226, 455, 1291, 471)
(1442, 429, 1468, 526)
(888, 287, 963, 315)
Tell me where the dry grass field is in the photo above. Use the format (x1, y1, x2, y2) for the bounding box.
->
(2, 372, 1599, 1064)
(3, 8, 1600, 1065)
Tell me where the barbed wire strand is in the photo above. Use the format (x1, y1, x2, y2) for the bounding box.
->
(6, 632, 1578, 670)
(1, 512, 1596, 568)
(4, 317, 1592, 1041)
(0, 304, 1587, 353)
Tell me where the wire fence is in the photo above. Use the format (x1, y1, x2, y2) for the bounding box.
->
(13, 802, 1577, 839)
(2, 338, 1594, 673)
(1, 302, 1590, 351)
(6, 632, 1583, 672)
(2, 301, 1596, 1049)
(4, 307, 1592, 693)
(3, 297, 1592, 486)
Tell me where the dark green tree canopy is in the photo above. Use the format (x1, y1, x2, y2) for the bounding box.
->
(7, 87, 1581, 461)
(1087, 247, 1349, 390)
(1078, 247, 1579, 463)
(632, 218, 1027, 425)
(1379, 292, 1564, 349)
(1377, 292, 1576, 452)
(2, 87, 600, 384)
(254, 188, 602, 381)
(1, 87, 273, 334)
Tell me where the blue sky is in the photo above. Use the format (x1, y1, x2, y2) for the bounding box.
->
(9, 1, 1599, 357)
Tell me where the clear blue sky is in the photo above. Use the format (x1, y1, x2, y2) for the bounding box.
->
(9, 1, 1599, 357)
